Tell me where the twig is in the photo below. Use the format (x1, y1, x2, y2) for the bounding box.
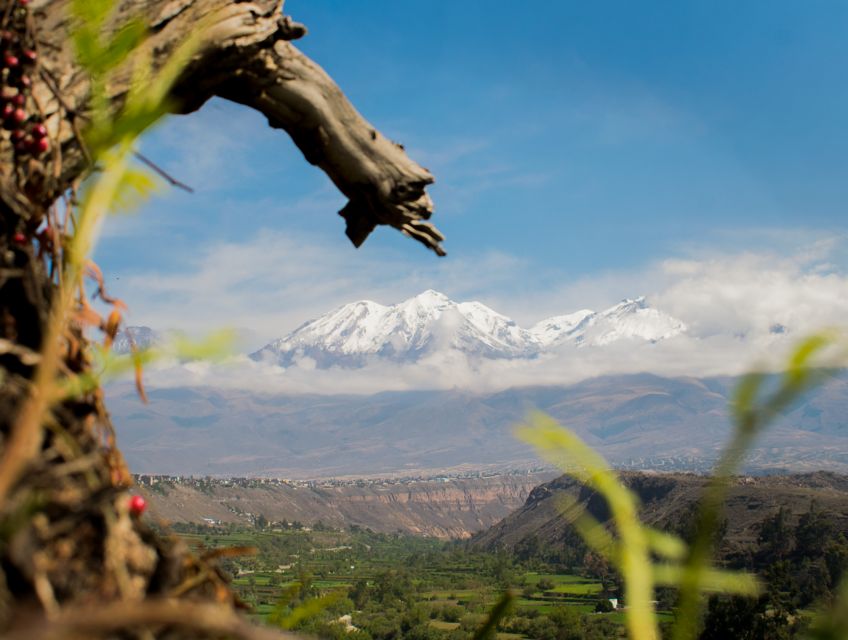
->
(133, 151, 194, 193)
(0, 338, 42, 366)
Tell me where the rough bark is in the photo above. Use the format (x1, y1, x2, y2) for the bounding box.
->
(0, 0, 443, 637)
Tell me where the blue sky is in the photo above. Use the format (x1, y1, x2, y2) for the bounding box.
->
(95, 1, 848, 346)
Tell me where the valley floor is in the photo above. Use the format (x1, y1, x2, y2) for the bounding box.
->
(170, 523, 636, 640)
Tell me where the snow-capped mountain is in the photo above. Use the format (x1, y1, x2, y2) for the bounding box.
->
(113, 326, 162, 354)
(251, 291, 687, 368)
(251, 290, 540, 366)
(532, 297, 686, 347)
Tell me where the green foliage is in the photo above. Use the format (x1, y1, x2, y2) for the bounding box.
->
(537, 578, 555, 591)
(175, 525, 630, 639)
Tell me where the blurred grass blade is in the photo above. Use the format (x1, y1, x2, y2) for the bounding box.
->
(645, 528, 687, 561)
(517, 413, 659, 640)
(673, 330, 844, 640)
(473, 590, 515, 640)
(274, 592, 341, 630)
(555, 493, 619, 560)
(654, 564, 760, 595)
(171, 329, 236, 361)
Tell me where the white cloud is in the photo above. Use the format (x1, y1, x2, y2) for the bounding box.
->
(653, 249, 848, 338)
(106, 229, 848, 394)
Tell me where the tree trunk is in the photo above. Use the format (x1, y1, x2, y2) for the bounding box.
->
(0, 0, 442, 636)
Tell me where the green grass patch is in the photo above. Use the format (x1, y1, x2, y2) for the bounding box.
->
(429, 620, 460, 630)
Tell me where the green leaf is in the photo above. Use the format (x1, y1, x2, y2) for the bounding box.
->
(517, 413, 659, 640)
(109, 167, 160, 214)
(72, 25, 104, 73)
(170, 329, 237, 362)
(70, 0, 113, 28)
(654, 564, 760, 596)
(97, 19, 148, 73)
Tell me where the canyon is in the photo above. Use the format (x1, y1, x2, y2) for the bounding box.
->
(138, 471, 557, 539)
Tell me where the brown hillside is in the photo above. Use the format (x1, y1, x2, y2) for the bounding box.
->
(469, 471, 848, 554)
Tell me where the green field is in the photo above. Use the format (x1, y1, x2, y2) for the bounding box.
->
(169, 523, 625, 639)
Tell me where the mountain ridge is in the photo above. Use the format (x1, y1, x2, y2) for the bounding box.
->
(107, 371, 848, 478)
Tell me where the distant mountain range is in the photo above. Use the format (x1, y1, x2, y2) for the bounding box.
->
(106, 372, 848, 477)
(248, 290, 686, 367)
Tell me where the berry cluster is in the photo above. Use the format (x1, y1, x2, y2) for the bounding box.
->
(1, 0, 48, 158)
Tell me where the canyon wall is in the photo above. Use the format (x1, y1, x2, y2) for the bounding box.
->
(141, 472, 557, 539)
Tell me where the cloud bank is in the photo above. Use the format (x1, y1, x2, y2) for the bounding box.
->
(107, 233, 848, 395)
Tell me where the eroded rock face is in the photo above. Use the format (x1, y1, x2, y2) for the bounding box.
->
(140, 472, 557, 539)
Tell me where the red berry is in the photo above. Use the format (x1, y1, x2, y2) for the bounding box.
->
(22, 50, 36, 64)
(31, 137, 48, 154)
(18, 0, 30, 6)
(2, 103, 13, 119)
(31, 123, 46, 138)
(4, 55, 19, 68)
(19, 76, 30, 88)
(12, 94, 24, 107)
(11, 129, 25, 142)
(12, 233, 25, 244)
(128, 494, 146, 516)
(11, 108, 25, 124)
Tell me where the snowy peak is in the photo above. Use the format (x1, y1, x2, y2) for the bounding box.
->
(530, 309, 594, 346)
(113, 326, 162, 354)
(251, 292, 688, 368)
(406, 289, 451, 305)
(532, 297, 686, 347)
(251, 291, 538, 367)
(590, 297, 686, 345)
(604, 296, 648, 315)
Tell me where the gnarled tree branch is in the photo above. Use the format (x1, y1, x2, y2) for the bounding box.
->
(10, 0, 445, 255)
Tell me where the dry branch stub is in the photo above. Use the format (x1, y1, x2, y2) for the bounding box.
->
(0, 0, 443, 637)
